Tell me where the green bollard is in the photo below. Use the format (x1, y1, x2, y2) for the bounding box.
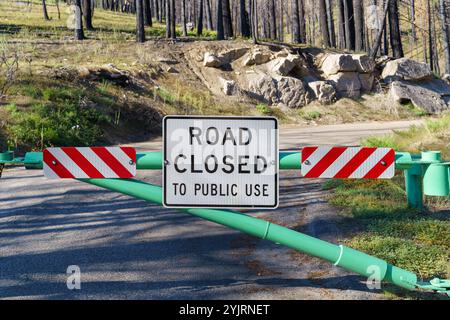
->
(0, 151, 14, 162)
(405, 164, 423, 210)
(422, 151, 449, 197)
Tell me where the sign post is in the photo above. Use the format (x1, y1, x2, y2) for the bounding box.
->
(163, 116, 278, 209)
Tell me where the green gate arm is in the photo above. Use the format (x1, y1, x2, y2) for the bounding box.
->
(7, 151, 303, 170)
(79, 177, 449, 296)
(14, 150, 428, 170)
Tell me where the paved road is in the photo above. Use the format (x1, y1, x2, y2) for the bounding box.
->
(0, 120, 421, 299)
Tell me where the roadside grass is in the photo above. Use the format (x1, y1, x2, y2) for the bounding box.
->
(363, 115, 450, 159)
(323, 117, 450, 299)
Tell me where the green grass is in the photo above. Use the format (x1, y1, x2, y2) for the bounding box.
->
(5, 84, 108, 150)
(324, 179, 449, 281)
(0, 1, 216, 42)
(324, 119, 450, 298)
(362, 116, 450, 159)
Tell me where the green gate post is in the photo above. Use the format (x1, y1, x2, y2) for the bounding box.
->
(422, 151, 450, 197)
(405, 163, 423, 210)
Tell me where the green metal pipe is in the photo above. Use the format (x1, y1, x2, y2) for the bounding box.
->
(80, 178, 418, 291)
(21, 151, 303, 170)
(20, 150, 446, 172)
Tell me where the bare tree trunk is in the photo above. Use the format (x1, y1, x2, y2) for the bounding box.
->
(55, 0, 61, 20)
(325, 0, 335, 47)
(182, 0, 188, 36)
(291, 0, 301, 43)
(42, 0, 50, 20)
(170, 0, 176, 39)
(74, 0, 84, 40)
(143, 0, 152, 27)
(205, 0, 213, 30)
(240, 0, 251, 37)
(217, 0, 225, 40)
(197, 0, 204, 35)
(336, 0, 345, 49)
(369, 0, 389, 58)
(318, 0, 330, 47)
(136, 0, 145, 42)
(223, 0, 233, 38)
(251, 0, 258, 43)
(343, 0, 352, 50)
(155, 0, 160, 22)
(278, 0, 284, 42)
(440, 0, 450, 74)
(83, 0, 94, 30)
(410, 0, 416, 46)
(353, 0, 363, 51)
(388, 0, 403, 58)
(165, 0, 171, 38)
(269, 0, 277, 39)
(427, 0, 434, 70)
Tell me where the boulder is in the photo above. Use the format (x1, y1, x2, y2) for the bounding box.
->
(276, 76, 309, 108)
(203, 52, 224, 68)
(219, 77, 238, 96)
(327, 72, 361, 98)
(204, 48, 249, 68)
(268, 54, 302, 76)
(242, 49, 272, 66)
(308, 81, 337, 105)
(354, 55, 376, 73)
(274, 49, 290, 58)
(219, 48, 249, 63)
(382, 58, 433, 82)
(358, 73, 375, 92)
(390, 80, 450, 114)
(247, 74, 279, 105)
(247, 73, 308, 108)
(321, 54, 358, 76)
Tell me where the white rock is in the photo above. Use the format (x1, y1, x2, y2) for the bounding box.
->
(382, 58, 432, 82)
(321, 54, 358, 76)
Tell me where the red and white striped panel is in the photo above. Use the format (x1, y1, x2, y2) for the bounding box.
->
(43, 147, 136, 179)
(301, 146, 395, 179)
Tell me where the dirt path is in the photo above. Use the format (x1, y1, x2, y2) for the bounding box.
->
(0, 120, 420, 299)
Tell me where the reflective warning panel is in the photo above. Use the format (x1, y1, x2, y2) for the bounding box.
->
(301, 146, 395, 179)
(43, 147, 136, 179)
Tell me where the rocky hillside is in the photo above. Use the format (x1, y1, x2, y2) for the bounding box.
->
(187, 42, 450, 114)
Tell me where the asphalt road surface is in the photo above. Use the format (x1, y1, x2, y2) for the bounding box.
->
(0, 120, 422, 299)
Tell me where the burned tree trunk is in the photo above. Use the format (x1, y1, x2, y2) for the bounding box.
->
(136, 0, 145, 42)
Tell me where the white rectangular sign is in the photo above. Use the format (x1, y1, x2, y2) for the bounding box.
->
(163, 116, 278, 209)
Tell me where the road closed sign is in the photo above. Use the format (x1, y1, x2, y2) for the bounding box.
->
(163, 116, 278, 209)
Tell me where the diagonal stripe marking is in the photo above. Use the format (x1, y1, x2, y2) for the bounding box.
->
(92, 147, 133, 178)
(62, 147, 105, 178)
(77, 148, 119, 178)
(321, 147, 362, 178)
(304, 147, 347, 178)
(363, 149, 395, 179)
(43, 149, 76, 178)
(333, 147, 376, 178)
